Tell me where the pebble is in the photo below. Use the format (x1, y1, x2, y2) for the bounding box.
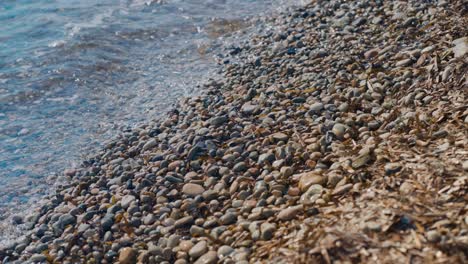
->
(175, 216, 194, 228)
(233, 162, 247, 172)
(182, 183, 205, 196)
(352, 150, 372, 169)
(142, 139, 157, 151)
(11, 215, 23, 225)
(179, 240, 194, 252)
(29, 254, 47, 262)
(260, 222, 276, 240)
(241, 103, 258, 115)
(194, 251, 218, 264)
(364, 48, 379, 59)
(297, 171, 327, 192)
(189, 241, 208, 258)
(258, 153, 275, 165)
(463, 161, 468, 171)
(277, 205, 303, 221)
(395, 59, 412, 67)
(426, 230, 441, 242)
(384, 162, 402, 175)
(309, 102, 324, 114)
(280, 166, 293, 177)
(300, 184, 323, 204)
(119, 247, 137, 264)
(366, 222, 382, 232)
(271, 132, 289, 142)
(332, 184, 353, 196)
(217, 245, 234, 258)
(57, 214, 76, 229)
(101, 214, 114, 231)
(220, 212, 237, 225)
(452, 37, 468, 58)
(332, 123, 347, 139)
(121, 195, 136, 209)
(399, 181, 415, 195)
(190, 225, 205, 236)
(209, 116, 228, 126)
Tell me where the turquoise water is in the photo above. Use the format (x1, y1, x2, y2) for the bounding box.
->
(0, 0, 305, 241)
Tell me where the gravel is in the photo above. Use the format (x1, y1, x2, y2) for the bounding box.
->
(1, 1, 467, 263)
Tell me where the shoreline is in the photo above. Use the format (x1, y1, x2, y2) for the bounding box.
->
(2, 0, 467, 263)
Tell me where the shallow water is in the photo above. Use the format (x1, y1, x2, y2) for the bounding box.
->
(0, 0, 306, 244)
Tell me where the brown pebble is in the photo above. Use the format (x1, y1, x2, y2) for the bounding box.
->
(119, 247, 137, 264)
(278, 205, 303, 221)
(182, 183, 205, 196)
(297, 171, 327, 192)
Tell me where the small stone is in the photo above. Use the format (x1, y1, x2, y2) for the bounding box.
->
(189, 241, 208, 258)
(77, 223, 90, 233)
(426, 230, 441, 243)
(278, 205, 303, 221)
(121, 195, 136, 209)
(280, 166, 293, 177)
(233, 162, 247, 172)
(271, 132, 289, 142)
(260, 222, 276, 240)
(332, 183, 353, 196)
(209, 115, 228, 126)
(220, 212, 237, 225)
(364, 48, 379, 59)
(297, 171, 326, 192)
(143, 214, 157, 225)
(179, 240, 194, 252)
(175, 216, 194, 228)
(206, 166, 220, 177)
(30, 254, 47, 262)
(366, 222, 382, 232)
(395, 59, 412, 67)
(241, 103, 258, 115)
(119, 247, 137, 264)
(292, 97, 306, 103)
(384, 162, 402, 175)
(182, 183, 205, 196)
(217, 245, 234, 258)
(194, 251, 218, 264)
(399, 181, 415, 194)
(11, 215, 23, 225)
(190, 225, 205, 236)
(462, 161, 468, 171)
(58, 213, 76, 229)
(168, 160, 183, 170)
(332, 123, 347, 139)
(338, 103, 349, 112)
(101, 214, 114, 231)
(142, 139, 157, 151)
(167, 234, 181, 248)
(258, 153, 275, 164)
(64, 168, 77, 177)
(452, 37, 468, 58)
(352, 150, 372, 169)
(202, 190, 218, 201)
(352, 17, 367, 27)
(309, 102, 324, 114)
(299, 184, 323, 205)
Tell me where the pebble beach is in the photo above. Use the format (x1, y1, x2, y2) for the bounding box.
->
(1, 0, 467, 263)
